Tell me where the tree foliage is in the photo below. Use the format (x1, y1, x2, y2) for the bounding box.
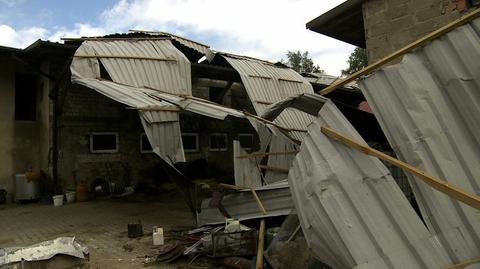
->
(341, 47, 368, 76)
(283, 50, 324, 74)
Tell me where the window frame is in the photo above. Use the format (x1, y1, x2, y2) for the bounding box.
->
(238, 133, 254, 150)
(140, 133, 153, 154)
(89, 132, 119, 154)
(209, 133, 228, 152)
(182, 133, 200, 153)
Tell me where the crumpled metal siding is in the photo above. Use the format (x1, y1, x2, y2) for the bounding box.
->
(222, 55, 317, 141)
(264, 135, 297, 183)
(233, 140, 263, 187)
(289, 100, 454, 269)
(358, 18, 480, 262)
(74, 40, 191, 95)
(197, 180, 294, 226)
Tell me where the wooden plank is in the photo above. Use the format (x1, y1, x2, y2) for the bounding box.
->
(251, 188, 268, 215)
(320, 8, 480, 95)
(236, 150, 299, 159)
(258, 165, 289, 173)
(256, 219, 266, 269)
(446, 257, 480, 269)
(74, 54, 177, 62)
(278, 78, 303, 83)
(320, 125, 480, 210)
(62, 37, 170, 41)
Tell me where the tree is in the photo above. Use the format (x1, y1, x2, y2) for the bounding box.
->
(341, 47, 368, 76)
(283, 50, 324, 74)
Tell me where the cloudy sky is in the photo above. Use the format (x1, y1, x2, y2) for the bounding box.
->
(0, 0, 353, 75)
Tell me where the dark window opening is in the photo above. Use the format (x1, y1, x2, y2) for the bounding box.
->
(15, 73, 37, 121)
(141, 133, 153, 153)
(182, 133, 199, 152)
(90, 133, 118, 153)
(238, 134, 254, 150)
(209, 133, 228, 151)
(471, 0, 480, 6)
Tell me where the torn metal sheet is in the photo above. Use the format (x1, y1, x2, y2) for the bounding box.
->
(358, 18, 480, 262)
(221, 53, 316, 141)
(269, 95, 454, 268)
(233, 140, 262, 187)
(197, 181, 294, 226)
(0, 237, 89, 266)
(72, 39, 191, 95)
(264, 135, 297, 184)
(139, 111, 185, 163)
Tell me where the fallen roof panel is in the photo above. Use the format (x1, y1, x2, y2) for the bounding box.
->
(285, 97, 454, 269)
(358, 17, 480, 262)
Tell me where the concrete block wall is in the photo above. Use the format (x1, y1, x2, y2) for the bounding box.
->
(59, 85, 161, 190)
(363, 0, 468, 62)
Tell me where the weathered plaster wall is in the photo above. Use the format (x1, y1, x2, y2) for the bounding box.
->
(363, 0, 468, 62)
(0, 59, 50, 199)
(0, 59, 16, 195)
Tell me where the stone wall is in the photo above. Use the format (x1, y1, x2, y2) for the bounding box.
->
(363, 0, 469, 62)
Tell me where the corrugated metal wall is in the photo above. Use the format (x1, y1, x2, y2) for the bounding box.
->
(358, 18, 480, 262)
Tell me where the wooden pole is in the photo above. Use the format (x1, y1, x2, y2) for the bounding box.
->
(258, 165, 289, 173)
(256, 219, 266, 269)
(320, 125, 480, 210)
(218, 182, 268, 215)
(236, 150, 299, 159)
(74, 54, 177, 62)
(320, 8, 480, 96)
(446, 257, 480, 269)
(251, 188, 268, 215)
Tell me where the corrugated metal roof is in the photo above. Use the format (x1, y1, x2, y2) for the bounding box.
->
(222, 54, 317, 142)
(129, 30, 211, 56)
(197, 181, 294, 226)
(358, 17, 480, 262)
(72, 39, 191, 95)
(288, 98, 454, 269)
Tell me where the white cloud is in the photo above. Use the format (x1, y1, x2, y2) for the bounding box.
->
(0, 25, 47, 48)
(0, 0, 354, 75)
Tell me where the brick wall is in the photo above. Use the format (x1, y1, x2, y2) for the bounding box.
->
(363, 0, 469, 62)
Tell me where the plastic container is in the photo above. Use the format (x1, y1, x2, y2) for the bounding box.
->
(153, 226, 164, 245)
(53, 195, 64, 207)
(65, 191, 76, 203)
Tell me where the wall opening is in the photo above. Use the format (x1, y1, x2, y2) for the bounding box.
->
(182, 133, 199, 152)
(140, 133, 153, 153)
(209, 133, 228, 151)
(15, 73, 37, 121)
(90, 132, 119, 153)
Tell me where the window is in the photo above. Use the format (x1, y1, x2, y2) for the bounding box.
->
(140, 133, 153, 153)
(90, 132, 119, 153)
(238, 133, 254, 150)
(182, 133, 199, 152)
(209, 133, 228, 151)
(15, 73, 37, 121)
(471, 0, 480, 6)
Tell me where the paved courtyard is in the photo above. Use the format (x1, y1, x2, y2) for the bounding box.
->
(0, 193, 196, 268)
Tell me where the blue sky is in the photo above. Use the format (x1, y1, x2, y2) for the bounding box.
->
(0, 0, 353, 75)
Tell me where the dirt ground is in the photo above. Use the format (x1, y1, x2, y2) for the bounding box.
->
(0, 192, 215, 269)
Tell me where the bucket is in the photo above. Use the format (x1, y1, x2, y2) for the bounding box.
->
(53, 195, 64, 207)
(65, 191, 76, 203)
(76, 182, 89, 202)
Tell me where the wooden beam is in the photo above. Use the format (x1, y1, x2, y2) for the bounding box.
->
(62, 37, 169, 41)
(256, 219, 266, 269)
(446, 257, 480, 269)
(278, 78, 303, 83)
(320, 125, 480, 210)
(251, 188, 268, 215)
(236, 150, 299, 159)
(320, 8, 480, 95)
(74, 54, 177, 62)
(258, 165, 289, 173)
